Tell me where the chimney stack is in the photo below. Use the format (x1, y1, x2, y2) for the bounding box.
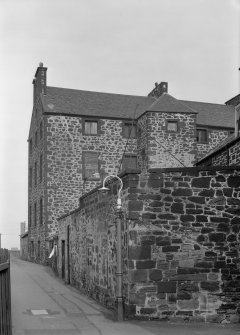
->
(148, 82, 168, 98)
(32, 62, 47, 104)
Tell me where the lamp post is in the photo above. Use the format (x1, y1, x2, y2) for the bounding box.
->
(99, 175, 124, 321)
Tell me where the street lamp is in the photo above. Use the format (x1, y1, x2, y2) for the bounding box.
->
(98, 175, 124, 321)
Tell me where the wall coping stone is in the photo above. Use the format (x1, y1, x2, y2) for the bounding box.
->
(149, 166, 240, 174)
(57, 168, 141, 220)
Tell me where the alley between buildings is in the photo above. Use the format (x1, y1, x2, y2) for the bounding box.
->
(10, 255, 239, 335)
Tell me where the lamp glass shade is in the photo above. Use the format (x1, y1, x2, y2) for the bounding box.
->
(98, 186, 110, 193)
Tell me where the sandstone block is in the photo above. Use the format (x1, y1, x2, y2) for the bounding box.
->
(227, 175, 240, 188)
(200, 281, 219, 292)
(172, 188, 192, 196)
(188, 196, 205, 204)
(149, 269, 163, 281)
(130, 269, 148, 282)
(209, 232, 226, 242)
(129, 245, 151, 260)
(191, 177, 211, 188)
(136, 260, 156, 269)
(128, 200, 143, 211)
(158, 281, 176, 293)
(171, 203, 184, 214)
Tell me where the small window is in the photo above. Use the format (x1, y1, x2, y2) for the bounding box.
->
(34, 161, 37, 186)
(84, 120, 98, 135)
(167, 120, 178, 132)
(122, 154, 137, 170)
(123, 122, 137, 138)
(29, 139, 32, 155)
(35, 131, 38, 147)
(40, 154, 43, 182)
(29, 167, 32, 189)
(83, 152, 100, 180)
(34, 202, 37, 226)
(40, 122, 43, 139)
(29, 205, 32, 227)
(197, 129, 208, 143)
(40, 198, 43, 225)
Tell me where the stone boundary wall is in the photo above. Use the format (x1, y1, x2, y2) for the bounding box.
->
(57, 177, 131, 310)
(58, 167, 240, 323)
(127, 167, 240, 323)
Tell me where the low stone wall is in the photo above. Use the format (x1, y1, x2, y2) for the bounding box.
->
(58, 167, 240, 323)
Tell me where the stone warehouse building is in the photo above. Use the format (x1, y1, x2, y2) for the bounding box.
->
(28, 63, 235, 263)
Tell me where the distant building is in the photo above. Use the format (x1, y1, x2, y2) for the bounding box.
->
(28, 63, 235, 264)
(20, 221, 26, 235)
(20, 232, 28, 260)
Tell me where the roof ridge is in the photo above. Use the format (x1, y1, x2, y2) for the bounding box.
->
(47, 86, 152, 99)
(148, 93, 197, 113)
(181, 99, 234, 108)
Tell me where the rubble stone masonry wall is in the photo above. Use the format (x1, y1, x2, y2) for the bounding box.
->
(127, 167, 240, 323)
(58, 167, 240, 323)
(46, 115, 137, 238)
(196, 129, 230, 162)
(28, 98, 47, 263)
(58, 180, 130, 309)
(147, 112, 197, 168)
(196, 137, 240, 167)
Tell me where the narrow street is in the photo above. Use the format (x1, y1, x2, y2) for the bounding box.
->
(11, 256, 239, 335)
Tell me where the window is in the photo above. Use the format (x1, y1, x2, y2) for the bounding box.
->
(29, 139, 32, 155)
(34, 202, 37, 226)
(40, 122, 43, 139)
(34, 161, 37, 186)
(83, 152, 100, 180)
(122, 154, 137, 170)
(40, 154, 43, 182)
(167, 120, 178, 132)
(29, 205, 32, 227)
(123, 122, 137, 138)
(35, 130, 38, 147)
(40, 198, 43, 225)
(84, 120, 98, 135)
(29, 167, 32, 189)
(197, 129, 208, 143)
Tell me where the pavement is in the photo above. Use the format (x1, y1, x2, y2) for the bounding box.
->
(11, 255, 240, 335)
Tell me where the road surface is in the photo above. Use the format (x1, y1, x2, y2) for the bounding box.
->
(11, 256, 239, 335)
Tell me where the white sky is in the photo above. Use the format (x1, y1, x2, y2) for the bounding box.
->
(0, 0, 239, 249)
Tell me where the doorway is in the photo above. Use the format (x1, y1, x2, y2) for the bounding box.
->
(61, 240, 65, 279)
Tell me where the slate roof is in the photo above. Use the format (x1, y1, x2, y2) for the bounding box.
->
(41, 86, 235, 128)
(148, 93, 198, 114)
(181, 100, 235, 128)
(42, 86, 155, 119)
